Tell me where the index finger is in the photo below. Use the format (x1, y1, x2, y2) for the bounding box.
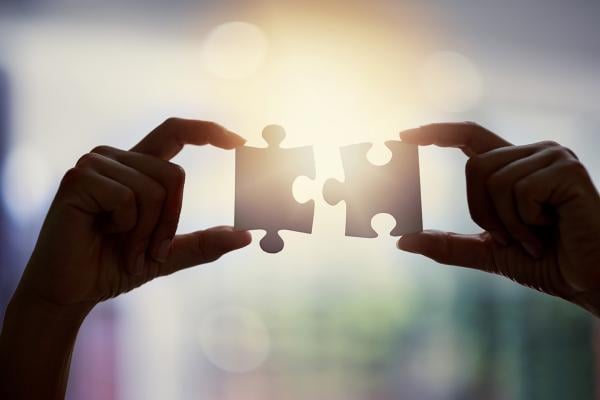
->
(131, 118, 247, 160)
(400, 122, 512, 157)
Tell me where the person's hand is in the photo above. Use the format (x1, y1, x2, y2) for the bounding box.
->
(397, 122, 600, 316)
(14, 118, 252, 316)
(1, 118, 252, 399)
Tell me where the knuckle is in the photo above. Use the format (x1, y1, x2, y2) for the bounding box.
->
(514, 179, 530, 197)
(203, 121, 221, 131)
(161, 117, 181, 129)
(559, 146, 576, 159)
(559, 158, 587, 176)
(61, 167, 84, 186)
(169, 163, 186, 184)
(118, 188, 136, 207)
(90, 145, 114, 155)
(538, 140, 560, 149)
(465, 156, 483, 177)
(463, 121, 482, 129)
(76, 152, 101, 168)
(545, 145, 572, 160)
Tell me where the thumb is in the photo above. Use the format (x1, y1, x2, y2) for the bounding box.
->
(397, 230, 493, 270)
(159, 226, 252, 276)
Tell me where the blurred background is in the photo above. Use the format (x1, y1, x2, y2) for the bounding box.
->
(1, 1, 599, 399)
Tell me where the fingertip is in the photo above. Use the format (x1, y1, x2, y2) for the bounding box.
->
(396, 232, 424, 252)
(234, 229, 252, 247)
(399, 127, 421, 142)
(206, 226, 252, 250)
(227, 130, 247, 147)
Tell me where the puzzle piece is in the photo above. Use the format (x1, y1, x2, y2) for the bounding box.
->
(234, 125, 315, 253)
(323, 141, 422, 238)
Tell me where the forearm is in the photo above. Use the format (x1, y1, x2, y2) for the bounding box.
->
(0, 291, 90, 399)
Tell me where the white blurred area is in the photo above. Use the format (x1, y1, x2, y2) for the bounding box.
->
(0, 1, 599, 400)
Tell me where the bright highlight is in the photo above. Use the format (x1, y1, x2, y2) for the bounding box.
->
(421, 51, 483, 113)
(201, 21, 269, 79)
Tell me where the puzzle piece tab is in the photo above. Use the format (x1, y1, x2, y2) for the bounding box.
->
(323, 141, 422, 238)
(234, 125, 315, 253)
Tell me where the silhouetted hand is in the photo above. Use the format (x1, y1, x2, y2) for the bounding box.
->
(398, 122, 600, 316)
(0, 118, 251, 399)
(19, 117, 251, 311)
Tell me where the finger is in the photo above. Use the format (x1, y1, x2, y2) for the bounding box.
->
(76, 153, 166, 275)
(58, 168, 137, 233)
(398, 230, 575, 299)
(400, 122, 511, 156)
(485, 145, 572, 257)
(159, 226, 252, 276)
(466, 146, 535, 244)
(131, 118, 246, 160)
(465, 144, 546, 244)
(92, 146, 185, 262)
(514, 157, 590, 224)
(464, 142, 553, 245)
(463, 141, 563, 245)
(397, 230, 493, 269)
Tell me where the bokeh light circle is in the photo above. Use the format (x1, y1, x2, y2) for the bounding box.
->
(201, 21, 268, 79)
(198, 306, 270, 373)
(420, 51, 483, 113)
(2, 144, 53, 223)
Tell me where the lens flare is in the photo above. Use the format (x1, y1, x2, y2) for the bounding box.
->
(201, 21, 268, 79)
(198, 306, 270, 373)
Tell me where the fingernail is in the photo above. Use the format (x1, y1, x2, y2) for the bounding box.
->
(228, 130, 247, 145)
(522, 242, 542, 259)
(156, 239, 171, 262)
(489, 230, 509, 246)
(134, 253, 145, 275)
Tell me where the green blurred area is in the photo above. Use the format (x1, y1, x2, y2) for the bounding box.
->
(226, 270, 595, 400)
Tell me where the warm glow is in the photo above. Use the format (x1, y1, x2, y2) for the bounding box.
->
(201, 21, 269, 79)
(420, 51, 483, 113)
(206, 11, 435, 214)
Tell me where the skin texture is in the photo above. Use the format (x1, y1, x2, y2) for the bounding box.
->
(0, 118, 252, 399)
(398, 122, 600, 316)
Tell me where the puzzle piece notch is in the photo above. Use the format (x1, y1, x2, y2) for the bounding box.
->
(234, 125, 315, 253)
(323, 140, 422, 238)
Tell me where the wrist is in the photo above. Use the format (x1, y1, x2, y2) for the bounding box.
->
(0, 290, 91, 400)
(6, 286, 93, 330)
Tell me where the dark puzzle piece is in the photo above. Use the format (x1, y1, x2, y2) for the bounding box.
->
(234, 125, 315, 253)
(323, 141, 422, 238)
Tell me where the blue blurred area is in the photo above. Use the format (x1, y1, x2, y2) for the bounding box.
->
(0, 68, 17, 323)
(0, 1, 598, 400)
